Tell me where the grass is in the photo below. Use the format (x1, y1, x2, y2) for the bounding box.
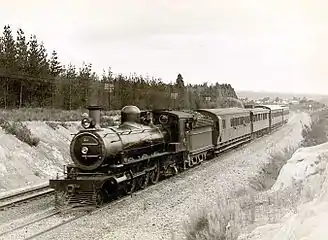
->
(45, 121, 60, 130)
(0, 108, 84, 122)
(45, 121, 71, 130)
(0, 107, 121, 122)
(184, 198, 245, 240)
(0, 118, 40, 146)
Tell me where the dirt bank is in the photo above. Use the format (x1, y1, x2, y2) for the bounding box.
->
(0, 121, 80, 193)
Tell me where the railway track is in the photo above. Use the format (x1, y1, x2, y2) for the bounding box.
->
(5, 143, 258, 240)
(0, 185, 54, 210)
(0, 194, 130, 240)
(0, 133, 274, 240)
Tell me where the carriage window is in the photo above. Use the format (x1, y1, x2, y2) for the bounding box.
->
(232, 118, 237, 127)
(222, 119, 226, 129)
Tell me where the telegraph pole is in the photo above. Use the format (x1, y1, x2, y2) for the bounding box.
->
(171, 92, 178, 110)
(104, 83, 114, 111)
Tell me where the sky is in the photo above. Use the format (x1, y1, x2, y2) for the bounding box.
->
(1, 0, 328, 95)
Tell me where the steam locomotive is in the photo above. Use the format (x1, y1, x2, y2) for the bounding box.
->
(49, 104, 289, 207)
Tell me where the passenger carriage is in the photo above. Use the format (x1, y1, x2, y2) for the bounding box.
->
(250, 108, 270, 137)
(255, 105, 284, 131)
(196, 108, 252, 153)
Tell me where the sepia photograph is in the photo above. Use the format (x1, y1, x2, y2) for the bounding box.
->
(0, 0, 327, 239)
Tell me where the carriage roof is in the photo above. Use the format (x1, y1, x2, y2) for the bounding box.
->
(255, 105, 284, 111)
(250, 108, 270, 114)
(197, 108, 250, 116)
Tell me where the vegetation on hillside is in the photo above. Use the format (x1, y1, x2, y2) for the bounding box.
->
(0, 118, 39, 146)
(0, 25, 238, 111)
(301, 109, 328, 147)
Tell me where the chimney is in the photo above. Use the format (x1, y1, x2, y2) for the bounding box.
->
(87, 105, 102, 128)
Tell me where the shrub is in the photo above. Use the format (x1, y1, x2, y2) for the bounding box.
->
(100, 115, 115, 128)
(46, 121, 59, 130)
(301, 110, 328, 147)
(60, 121, 70, 129)
(34, 171, 41, 177)
(0, 118, 40, 146)
(184, 194, 256, 240)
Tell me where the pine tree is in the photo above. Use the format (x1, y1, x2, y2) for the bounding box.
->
(15, 28, 28, 75)
(27, 34, 40, 77)
(49, 50, 62, 77)
(0, 35, 4, 69)
(2, 25, 16, 72)
(0, 25, 17, 108)
(78, 62, 93, 107)
(60, 63, 77, 109)
(175, 73, 185, 109)
(38, 41, 49, 77)
(176, 73, 184, 88)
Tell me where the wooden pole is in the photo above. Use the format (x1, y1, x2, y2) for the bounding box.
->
(5, 78, 8, 109)
(19, 80, 23, 108)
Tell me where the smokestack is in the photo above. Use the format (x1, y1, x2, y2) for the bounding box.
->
(87, 105, 102, 129)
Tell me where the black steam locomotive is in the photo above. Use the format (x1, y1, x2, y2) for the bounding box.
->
(50, 104, 289, 207)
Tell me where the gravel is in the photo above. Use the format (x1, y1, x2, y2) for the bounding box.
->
(1, 112, 310, 240)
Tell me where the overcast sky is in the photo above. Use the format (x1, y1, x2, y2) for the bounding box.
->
(1, 0, 328, 94)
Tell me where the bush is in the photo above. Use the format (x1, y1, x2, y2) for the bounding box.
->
(301, 119, 328, 147)
(100, 115, 115, 128)
(184, 200, 244, 240)
(0, 118, 40, 146)
(60, 121, 70, 129)
(183, 191, 263, 240)
(45, 121, 59, 130)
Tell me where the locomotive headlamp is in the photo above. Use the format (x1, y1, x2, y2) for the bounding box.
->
(81, 118, 91, 129)
(81, 146, 89, 154)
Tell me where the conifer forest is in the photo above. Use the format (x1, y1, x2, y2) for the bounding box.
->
(0, 25, 240, 110)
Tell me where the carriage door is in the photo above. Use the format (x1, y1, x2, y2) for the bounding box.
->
(269, 111, 272, 131)
(217, 117, 223, 142)
(250, 112, 254, 133)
